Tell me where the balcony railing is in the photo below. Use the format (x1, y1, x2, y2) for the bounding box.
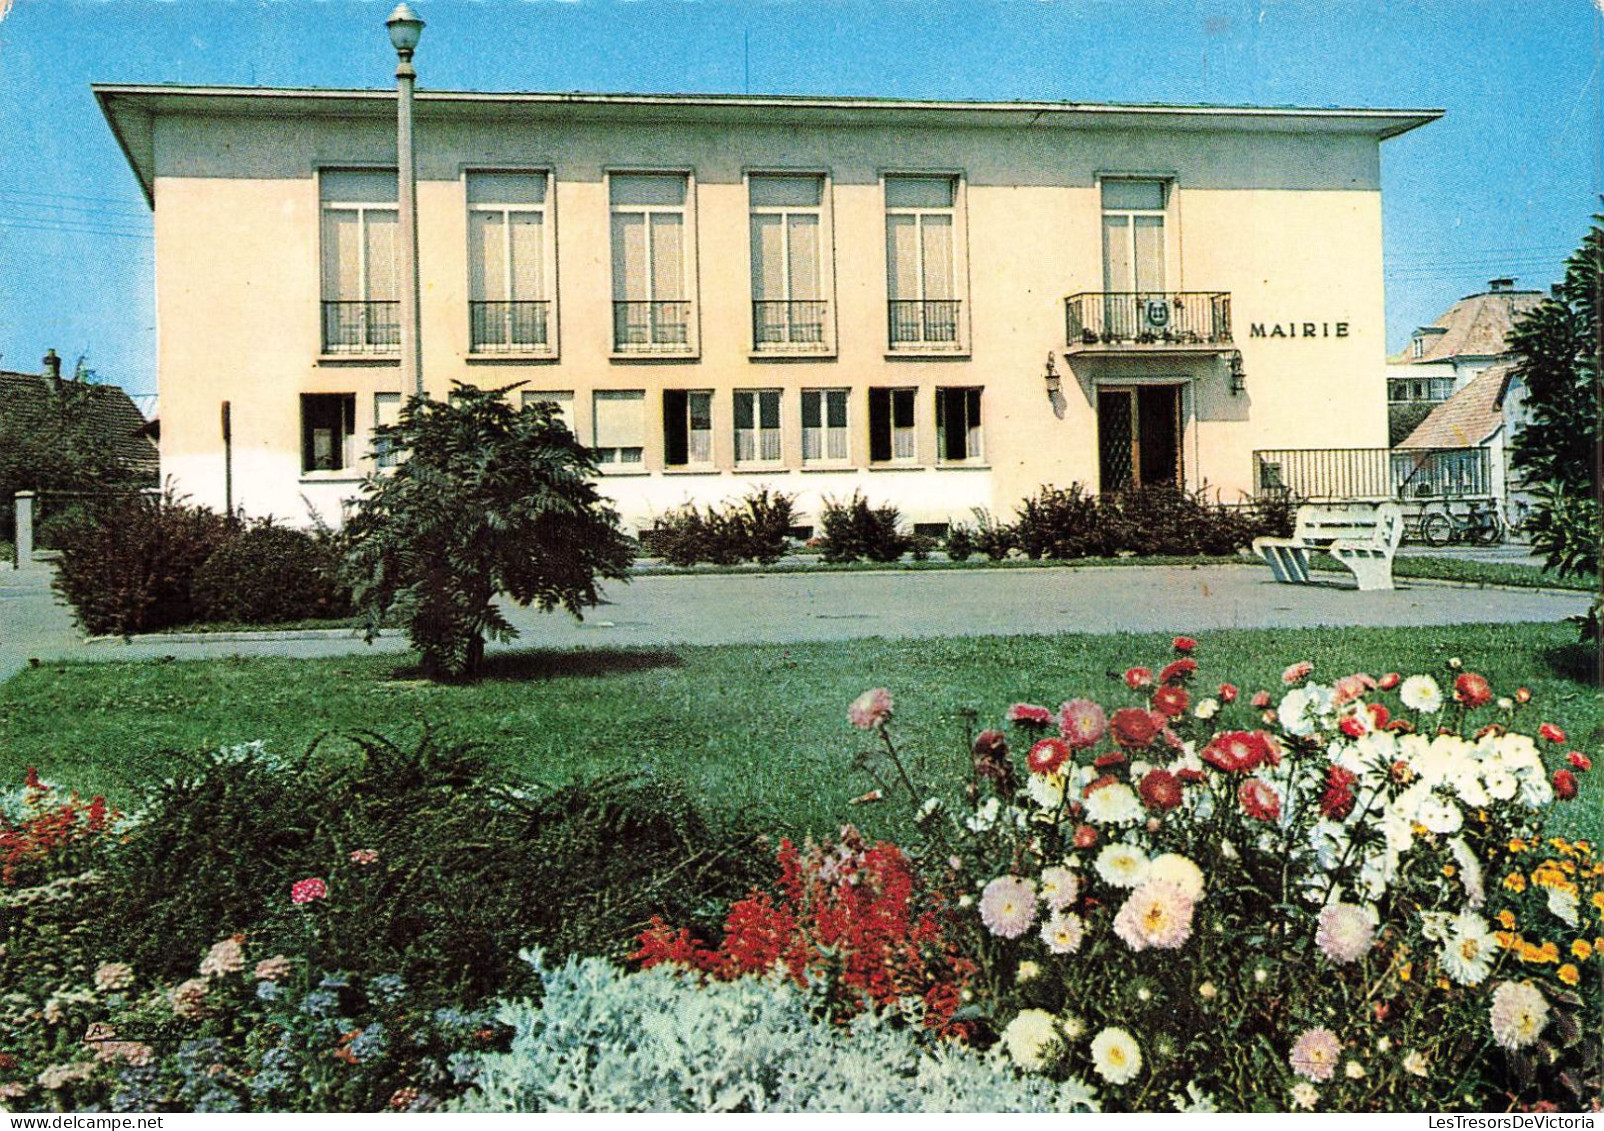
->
(888, 299, 962, 347)
(470, 300, 551, 352)
(753, 300, 829, 348)
(613, 300, 692, 352)
(1253, 448, 1493, 502)
(1065, 292, 1232, 351)
(322, 300, 400, 354)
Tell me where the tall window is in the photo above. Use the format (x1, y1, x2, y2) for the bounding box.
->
(302, 394, 357, 472)
(521, 390, 574, 434)
(373, 392, 401, 468)
(750, 175, 826, 349)
(802, 389, 849, 463)
(611, 174, 692, 352)
(663, 390, 713, 467)
(868, 387, 916, 463)
(468, 172, 550, 352)
(936, 387, 983, 463)
(320, 170, 399, 353)
(885, 176, 959, 347)
(1101, 179, 1167, 294)
(733, 389, 782, 463)
(592, 390, 645, 466)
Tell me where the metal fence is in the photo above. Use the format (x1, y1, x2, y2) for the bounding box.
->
(1065, 292, 1232, 349)
(1252, 448, 1492, 501)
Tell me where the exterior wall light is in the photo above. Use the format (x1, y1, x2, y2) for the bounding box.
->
(1229, 350, 1246, 395)
(1044, 352, 1062, 399)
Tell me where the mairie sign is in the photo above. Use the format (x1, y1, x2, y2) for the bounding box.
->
(1249, 321, 1351, 339)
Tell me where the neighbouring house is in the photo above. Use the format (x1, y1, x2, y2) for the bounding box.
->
(0, 348, 159, 487)
(95, 84, 1438, 534)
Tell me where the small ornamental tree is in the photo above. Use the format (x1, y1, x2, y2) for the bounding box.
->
(342, 383, 634, 680)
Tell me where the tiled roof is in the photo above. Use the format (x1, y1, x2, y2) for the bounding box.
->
(1395, 362, 1515, 450)
(0, 371, 159, 480)
(1389, 290, 1545, 364)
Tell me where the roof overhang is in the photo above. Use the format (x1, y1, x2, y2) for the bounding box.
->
(94, 83, 1443, 208)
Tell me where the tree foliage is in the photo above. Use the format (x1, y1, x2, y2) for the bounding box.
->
(342, 383, 635, 680)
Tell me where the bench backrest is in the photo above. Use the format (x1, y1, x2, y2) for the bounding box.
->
(1292, 502, 1404, 549)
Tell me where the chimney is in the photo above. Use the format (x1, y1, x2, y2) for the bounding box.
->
(41, 349, 61, 382)
(1488, 277, 1514, 293)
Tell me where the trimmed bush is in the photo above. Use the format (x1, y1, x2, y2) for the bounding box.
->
(1007, 483, 1296, 561)
(816, 493, 910, 563)
(944, 525, 975, 562)
(191, 520, 351, 625)
(645, 489, 796, 567)
(970, 508, 1016, 561)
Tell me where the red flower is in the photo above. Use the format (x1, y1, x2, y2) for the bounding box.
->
(1338, 713, 1368, 739)
(1110, 707, 1161, 748)
(1158, 658, 1198, 686)
(1027, 738, 1071, 776)
(1282, 661, 1313, 685)
(1553, 770, 1578, 800)
(1367, 703, 1391, 729)
(1138, 769, 1183, 812)
(1538, 723, 1566, 744)
(1320, 765, 1359, 820)
(1152, 684, 1190, 718)
(1238, 778, 1281, 821)
(1175, 767, 1206, 784)
(1218, 683, 1238, 704)
(1378, 672, 1401, 691)
(1072, 824, 1099, 848)
(1093, 750, 1127, 770)
(1172, 636, 1197, 653)
(1082, 774, 1119, 798)
(1515, 686, 1531, 703)
(1250, 690, 1272, 709)
(290, 877, 328, 904)
(1007, 703, 1054, 728)
(1569, 751, 1592, 771)
(1201, 730, 1276, 773)
(1124, 667, 1153, 691)
(1454, 672, 1493, 709)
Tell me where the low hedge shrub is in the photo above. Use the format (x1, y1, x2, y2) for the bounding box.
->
(644, 489, 796, 566)
(816, 493, 910, 563)
(191, 520, 351, 624)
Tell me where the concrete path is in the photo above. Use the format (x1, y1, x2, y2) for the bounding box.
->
(1, 561, 1588, 681)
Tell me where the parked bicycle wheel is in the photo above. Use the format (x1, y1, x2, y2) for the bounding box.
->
(1420, 512, 1454, 547)
(1471, 513, 1503, 545)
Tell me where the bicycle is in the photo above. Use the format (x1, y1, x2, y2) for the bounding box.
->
(1418, 500, 1503, 547)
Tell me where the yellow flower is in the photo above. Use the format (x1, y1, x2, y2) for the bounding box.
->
(1436, 976, 1451, 991)
(1593, 892, 1604, 913)
(1398, 963, 1412, 983)
(1573, 939, 1593, 961)
(1496, 930, 1519, 950)
(1557, 964, 1580, 986)
(1496, 910, 1517, 929)
(1442, 864, 1457, 878)
(1509, 838, 1528, 853)
(1504, 873, 1528, 893)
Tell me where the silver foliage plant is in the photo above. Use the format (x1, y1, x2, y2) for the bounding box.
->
(454, 951, 1101, 1114)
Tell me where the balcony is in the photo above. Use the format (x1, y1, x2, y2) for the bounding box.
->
(470, 300, 551, 353)
(752, 300, 829, 350)
(1253, 448, 1492, 502)
(613, 300, 693, 354)
(888, 299, 962, 348)
(1065, 292, 1232, 353)
(322, 300, 400, 355)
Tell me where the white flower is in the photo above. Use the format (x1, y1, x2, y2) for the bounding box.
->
(1402, 1050, 1428, 1077)
(1172, 1083, 1218, 1112)
(1001, 1009, 1061, 1073)
(1546, 885, 1580, 928)
(1278, 685, 1335, 736)
(1193, 698, 1219, 720)
(1518, 772, 1554, 808)
(1094, 843, 1150, 888)
(1438, 911, 1498, 986)
(1016, 960, 1040, 984)
(1146, 853, 1205, 900)
(1290, 1081, 1320, 1110)
(1344, 1060, 1366, 1080)
(1026, 772, 1066, 810)
(1039, 865, 1080, 910)
(1489, 981, 1549, 1050)
(1447, 837, 1486, 907)
(1084, 782, 1143, 825)
(965, 796, 1002, 833)
(1090, 1027, 1143, 1085)
(1484, 768, 1519, 801)
(1040, 911, 1086, 955)
(1416, 795, 1464, 835)
(1400, 675, 1442, 713)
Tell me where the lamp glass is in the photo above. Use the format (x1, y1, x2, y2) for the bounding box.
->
(387, 6, 424, 53)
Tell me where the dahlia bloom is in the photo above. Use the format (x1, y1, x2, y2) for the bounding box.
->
(1488, 981, 1549, 1050)
(1378, 672, 1401, 690)
(1040, 910, 1086, 954)
(1290, 1081, 1320, 1110)
(290, 877, 328, 904)
(1439, 912, 1498, 986)
(1202, 730, 1275, 773)
(1110, 707, 1161, 749)
(1094, 843, 1150, 888)
(1218, 682, 1238, 703)
(1112, 880, 1196, 951)
(1538, 723, 1566, 744)
(1172, 636, 1197, 653)
(1152, 685, 1190, 718)
(1083, 780, 1143, 824)
(1059, 699, 1108, 748)
(1315, 903, 1374, 964)
(1138, 768, 1183, 812)
(1001, 1009, 1061, 1073)
(848, 687, 894, 730)
(1569, 751, 1591, 770)
(1124, 667, 1153, 690)
(1158, 657, 1198, 685)
(1250, 690, 1272, 709)
(1400, 675, 1443, 713)
(1039, 865, 1080, 910)
(1289, 1027, 1341, 1082)
(1090, 1027, 1143, 1084)
(1238, 778, 1282, 822)
(1026, 771, 1066, 810)
(1553, 770, 1578, 800)
(1007, 702, 1054, 727)
(1454, 672, 1492, 709)
(199, 936, 246, 978)
(1027, 738, 1071, 776)
(979, 875, 1039, 939)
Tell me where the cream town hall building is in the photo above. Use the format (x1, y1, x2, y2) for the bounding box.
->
(95, 85, 1438, 533)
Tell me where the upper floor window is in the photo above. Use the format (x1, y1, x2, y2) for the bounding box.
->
(1101, 179, 1167, 295)
(885, 176, 961, 348)
(611, 173, 694, 353)
(468, 172, 551, 353)
(749, 174, 828, 351)
(320, 170, 399, 354)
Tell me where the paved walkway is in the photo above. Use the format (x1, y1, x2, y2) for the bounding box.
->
(1, 561, 1588, 681)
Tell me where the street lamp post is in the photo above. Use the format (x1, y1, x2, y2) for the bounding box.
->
(387, 4, 425, 399)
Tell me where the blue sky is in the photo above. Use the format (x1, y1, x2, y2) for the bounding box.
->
(0, 0, 1597, 397)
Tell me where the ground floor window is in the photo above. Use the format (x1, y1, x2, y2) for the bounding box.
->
(521, 390, 575, 436)
(373, 392, 401, 468)
(1098, 384, 1181, 491)
(802, 388, 849, 462)
(663, 389, 713, 466)
(301, 393, 356, 473)
(734, 388, 782, 463)
(868, 387, 916, 462)
(593, 390, 645, 465)
(935, 386, 983, 463)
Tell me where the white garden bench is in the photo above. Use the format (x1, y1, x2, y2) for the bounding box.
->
(1252, 502, 1404, 592)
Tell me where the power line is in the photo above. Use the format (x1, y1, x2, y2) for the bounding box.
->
(0, 188, 150, 214)
(0, 218, 154, 240)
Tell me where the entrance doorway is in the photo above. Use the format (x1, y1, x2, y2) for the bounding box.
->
(1098, 385, 1182, 492)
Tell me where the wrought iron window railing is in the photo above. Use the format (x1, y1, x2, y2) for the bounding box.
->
(469, 300, 551, 352)
(321, 301, 400, 354)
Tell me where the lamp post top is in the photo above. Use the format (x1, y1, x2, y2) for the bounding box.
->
(386, 4, 425, 57)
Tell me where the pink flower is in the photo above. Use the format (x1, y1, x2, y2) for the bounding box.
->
(1027, 738, 1071, 776)
(979, 876, 1038, 939)
(1538, 723, 1566, 744)
(1289, 1027, 1342, 1081)
(1250, 690, 1272, 709)
(1218, 682, 1238, 703)
(1238, 778, 1282, 822)
(290, 877, 328, 905)
(349, 849, 380, 866)
(1072, 824, 1098, 848)
(1124, 667, 1153, 691)
(1112, 880, 1196, 951)
(1007, 703, 1054, 728)
(848, 688, 894, 730)
(1282, 661, 1313, 685)
(1172, 636, 1197, 653)
(1315, 903, 1375, 964)
(1201, 730, 1277, 773)
(1332, 673, 1376, 705)
(1059, 699, 1108, 749)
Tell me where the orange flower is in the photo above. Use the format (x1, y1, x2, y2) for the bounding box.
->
(1557, 964, 1580, 986)
(1509, 838, 1528, 853)
(1573, 939, 1594, 961)
(1496, 910, 1517, 929)
(1504, 873, 1527, 893)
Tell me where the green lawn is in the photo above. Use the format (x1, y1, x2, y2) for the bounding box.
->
(1312, 552, 1593, 592)
(0, 623, 1596, 842)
